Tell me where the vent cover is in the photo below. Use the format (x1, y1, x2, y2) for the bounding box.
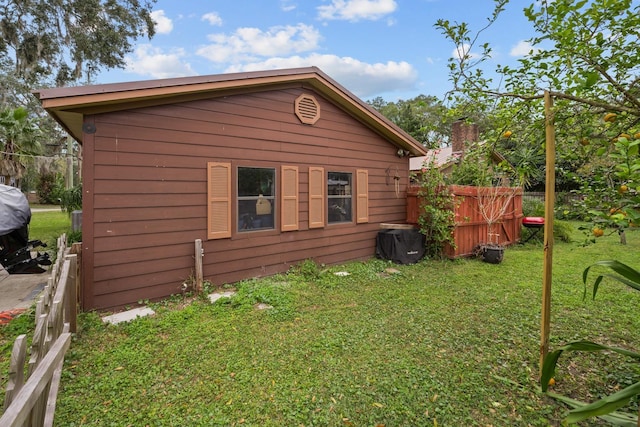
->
(295, 94, 321, 125)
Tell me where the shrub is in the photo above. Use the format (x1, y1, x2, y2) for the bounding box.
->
(60, 184, 82, 214)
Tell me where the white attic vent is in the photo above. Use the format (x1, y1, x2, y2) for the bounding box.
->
(295, 94, 321, 125)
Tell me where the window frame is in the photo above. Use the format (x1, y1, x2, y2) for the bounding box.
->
(327, 170, 354, 225)
(236, 166, 277, 234)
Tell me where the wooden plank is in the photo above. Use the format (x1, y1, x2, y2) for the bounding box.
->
(43, 323, 70, 427)
(3, 335, 27, 410)
(0, 333, 71, 427)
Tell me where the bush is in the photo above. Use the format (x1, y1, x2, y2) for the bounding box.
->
(60, 184, 82, 214)
(522, 198, 545, 217)
(520, 219, 572, 244)
(36, 173, 64, 204)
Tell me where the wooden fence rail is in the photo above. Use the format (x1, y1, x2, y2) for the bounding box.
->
(1, 234, 79, 427)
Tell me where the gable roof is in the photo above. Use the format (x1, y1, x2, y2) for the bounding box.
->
(34, 66, 427, 156)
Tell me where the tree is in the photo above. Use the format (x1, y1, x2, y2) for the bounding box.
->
(435, 0, 640, 228)
(368, 95, 454, 149)
(0, 106, 42, 186)
(0, 0, 157, 88)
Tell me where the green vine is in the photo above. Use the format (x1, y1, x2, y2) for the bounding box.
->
(412, 155, 457, 259)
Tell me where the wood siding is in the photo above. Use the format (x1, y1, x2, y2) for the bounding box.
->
(82, 86, 410, 310)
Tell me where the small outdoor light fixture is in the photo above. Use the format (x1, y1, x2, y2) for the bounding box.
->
(396, 148, 410, 158)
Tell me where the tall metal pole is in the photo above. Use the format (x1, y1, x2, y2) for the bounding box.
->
(539, 90, 556, 377)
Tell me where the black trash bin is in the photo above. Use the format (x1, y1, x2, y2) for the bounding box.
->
(376, 227, 425, 264)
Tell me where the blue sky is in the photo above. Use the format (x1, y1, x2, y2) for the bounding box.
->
(96, 0, 540, 102)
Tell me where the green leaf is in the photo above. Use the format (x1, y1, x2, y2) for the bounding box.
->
(583, 260, 640, 297)
(546, 392, 638, 426)
(583, 71, 599, 88)
(566, 382, 640, 423)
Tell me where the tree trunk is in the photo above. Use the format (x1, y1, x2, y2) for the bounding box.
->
(619, 229, 627, 245)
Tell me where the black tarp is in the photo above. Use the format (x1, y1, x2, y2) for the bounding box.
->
(376, 228, 425, 264)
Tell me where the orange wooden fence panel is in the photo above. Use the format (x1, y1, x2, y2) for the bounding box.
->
(406, 185, 523, 258)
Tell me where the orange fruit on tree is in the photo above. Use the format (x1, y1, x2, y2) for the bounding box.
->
(604, 113, 617, 122)
(580, 137, 590, 146)
(619, 184, 629, 193)
(620, 133, 631, 140)
(548, 378, 556, 387)
(593, 228, 604, 237)
(502, 130, 512, 138)
(634, 132, 640, 140)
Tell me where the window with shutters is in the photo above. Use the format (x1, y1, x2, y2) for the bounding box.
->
(356, 169, 369, 223)
(327, 171, 352, 224)
(238, 167, 275, 232)
(281, 165, 299, 231)
(207, 162, 231, 240)
(309, 167, 325, 228)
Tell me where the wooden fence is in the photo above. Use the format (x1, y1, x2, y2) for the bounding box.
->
(407, 185, 523, 258)
(1, 235, 80, 427)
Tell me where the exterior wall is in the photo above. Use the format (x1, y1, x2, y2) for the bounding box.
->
(81, 85, 410, 310)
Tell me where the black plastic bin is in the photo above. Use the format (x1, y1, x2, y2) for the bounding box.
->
(376, 228, 425, 265)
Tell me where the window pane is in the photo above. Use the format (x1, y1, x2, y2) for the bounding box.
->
(238, 167, 275, 232)
(328, 172, 352, 223)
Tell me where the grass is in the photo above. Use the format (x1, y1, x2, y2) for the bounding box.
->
(2, 224, 640, 426)
(28, 209, 70, 248)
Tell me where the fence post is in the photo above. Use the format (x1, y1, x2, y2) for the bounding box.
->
(64, 254, 78, 333)
(194, 239, 203, 294)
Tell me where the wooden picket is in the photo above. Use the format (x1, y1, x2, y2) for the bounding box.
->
(407, 185, 523, 258)
(1, 234, 79, 427)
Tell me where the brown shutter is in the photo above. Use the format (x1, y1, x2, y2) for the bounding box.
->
(308, 167, 325, 228)
(356, 169, 369, 223)
(207, 162, 231, 239)
(281, 165, 299, 231)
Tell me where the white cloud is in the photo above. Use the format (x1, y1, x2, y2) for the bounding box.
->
(151, 10, 173, 35)
(196, 24, 321, 63)
(510, 40, 538, 57)
(202, 12, 223, 26)
(317, 0, 397, 22)
(125, 44, 197, 79)
(451, 43, 480, 60)
(224, 53, 417, 98)
(280, 0, 297, 12)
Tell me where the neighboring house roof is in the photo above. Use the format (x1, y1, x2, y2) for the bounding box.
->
(409, 146, 460, 171)
(34, 66, 427, 157)
(409, 141, 510, 171)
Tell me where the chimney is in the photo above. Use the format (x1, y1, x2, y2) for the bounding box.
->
(451, 120, 479, 155)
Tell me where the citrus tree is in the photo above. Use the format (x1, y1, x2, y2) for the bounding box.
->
(435, 0, 640, 200)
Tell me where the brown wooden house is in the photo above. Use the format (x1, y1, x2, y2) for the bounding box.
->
(35, 67, 427, 311)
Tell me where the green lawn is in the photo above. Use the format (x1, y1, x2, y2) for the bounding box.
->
(2, 224, 640, 426)
(28, 209, 70, 248)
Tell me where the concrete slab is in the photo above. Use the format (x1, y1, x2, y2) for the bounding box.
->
(0, 266, 49, 312)
(208, 290, 236, 303)
(102, 307, 155, 325)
